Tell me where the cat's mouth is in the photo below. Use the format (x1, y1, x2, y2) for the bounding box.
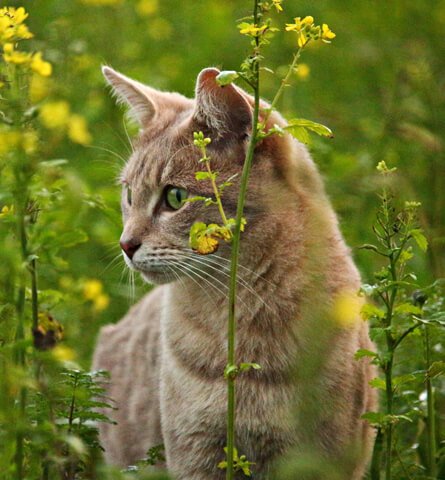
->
(124, 248, 225, 286)
(124, 255, 178, 285)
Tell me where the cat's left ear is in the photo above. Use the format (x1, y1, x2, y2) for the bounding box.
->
(193, 68, 252, 139)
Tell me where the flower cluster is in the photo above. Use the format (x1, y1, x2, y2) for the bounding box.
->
(39, 101, 92, 145)
(83, 279, 110, 312)
(0, 7, 52, 77)
(285, 15, 336, 48)
(0, 7, 32, 43)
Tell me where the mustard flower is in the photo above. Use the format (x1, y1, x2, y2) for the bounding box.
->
(68, 114, 92, 145)
(31, 52, 52, 77)
(321, 23, 336, 42)
(3, 43, 31, 64)
(238, 22, 268, 37)
(39, 101, 71, 129)
(272, 0, 283, 12)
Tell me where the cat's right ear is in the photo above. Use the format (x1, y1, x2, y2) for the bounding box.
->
(102, 66, 156, 126)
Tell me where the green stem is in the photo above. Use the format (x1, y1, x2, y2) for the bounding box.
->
(384, 230, 398, 480)
(14, 172, 28, 480)
(384, 358, 394, 480)
(30, 258, 38, 331)
(370, 428, 383, 480)
(424, 324, 437, 478)
(205, 158, 230, 227)
(226, 1, 260, 478)
(265, 46, 303, 123)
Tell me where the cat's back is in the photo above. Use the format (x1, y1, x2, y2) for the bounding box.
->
(92, 286, 164, 465)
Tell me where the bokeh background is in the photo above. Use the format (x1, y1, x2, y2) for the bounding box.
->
(13, 0, 445, 367)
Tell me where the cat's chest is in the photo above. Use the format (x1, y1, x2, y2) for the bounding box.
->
(160, 287, 300, 383)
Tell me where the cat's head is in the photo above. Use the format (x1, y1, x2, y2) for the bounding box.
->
(103, 66, 321, 285)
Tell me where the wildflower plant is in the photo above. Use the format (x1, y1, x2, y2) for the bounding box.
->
(187, 2, 337, 478)
(358, 162, 445, 479)
(0, 6, 112, 479)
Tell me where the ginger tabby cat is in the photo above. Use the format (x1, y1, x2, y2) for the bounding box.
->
(93, 66, 377, 479)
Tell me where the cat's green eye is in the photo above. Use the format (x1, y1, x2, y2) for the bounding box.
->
(126, 186, 132, 206)
(165, 186, 188, 210)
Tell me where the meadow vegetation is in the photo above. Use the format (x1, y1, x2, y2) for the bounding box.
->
(0, 1, 444, 479)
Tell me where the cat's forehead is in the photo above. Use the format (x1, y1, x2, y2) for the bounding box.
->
(123, 128, 198, 190)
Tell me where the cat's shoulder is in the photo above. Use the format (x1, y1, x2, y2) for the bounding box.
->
(92, 286, 164, 372)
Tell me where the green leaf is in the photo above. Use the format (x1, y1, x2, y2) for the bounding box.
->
(410, 229, 428, 252)
(195, 171, 215, 181)
(224, 364, 239, 379)
(427, 361, 445, 379)
(369, 377, 386, 390)
(38, 159, 69, 168)
(239, 362, 261, 373)
(392, 373, 417, 388)
(57, 229, 88, 248)
(185, 195, 208, 203)
(284, 125, 310, 144)
(216, 70, 239, 86)
(394, 303, 423, 316)
(189, 222, 207, 250)
(354, 349, 378, 360)
(361, 303, 385, 321)
(361, 411, 386, 427)
(285, 118, 334, 139)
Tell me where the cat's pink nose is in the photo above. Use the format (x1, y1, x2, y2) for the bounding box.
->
(120, 239, 141, 260)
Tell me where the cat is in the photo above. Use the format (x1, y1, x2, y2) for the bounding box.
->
(92, 65, 377, 479)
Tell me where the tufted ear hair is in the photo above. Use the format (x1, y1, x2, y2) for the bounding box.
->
(193, 68, 252, 139)
(102, 66, 157, 126)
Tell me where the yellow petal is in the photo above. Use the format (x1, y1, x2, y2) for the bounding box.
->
(195, 235, 219, 255)
(68, 114, 92, 145)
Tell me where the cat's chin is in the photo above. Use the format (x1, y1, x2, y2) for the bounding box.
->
(140, 270, 176, 285)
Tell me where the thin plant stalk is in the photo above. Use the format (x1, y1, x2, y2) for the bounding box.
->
(424, 324, 437, 478)
(226, 1, 260, 477)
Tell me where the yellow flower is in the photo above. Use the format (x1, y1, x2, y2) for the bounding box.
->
(52, 345, 76, 362)
(0, 130, 21, 153)
(0, 7, 33, 43)
(94, 294, 110, 312)
(332, 290, 364, 328)
(15, 23, 33, 40)
(297, 31, 308, 48)
(3, 42, 13, 53)
(321, 23, 336, 42)
(272, 0, 283, 12)
(295, 63, 310, 80)
(238, 22, 268, 37)
(23, 131, 38, 154)
(39, 101, 71, 129)
(68, 114, 92, 145)
(136, 0, 159, 17)
(30, 74, 51, 103)
(0, 205, 14, 218)
(3, 43, 31, 64)
(285, 16, 314, 32)
(195, 235, 219, 255)
(31, 51, 52, 77)
(2, 7, 28, 25)
(83, 279, 103, 300)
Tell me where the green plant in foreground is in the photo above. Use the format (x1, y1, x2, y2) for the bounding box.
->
(0, 6, 114, 480)
(358, 161, 445, 480)
(187, 2, 337, 478)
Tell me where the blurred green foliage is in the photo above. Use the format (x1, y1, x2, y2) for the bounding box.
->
(1, 0, 441, 366)
(0, 0, 444, 478)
